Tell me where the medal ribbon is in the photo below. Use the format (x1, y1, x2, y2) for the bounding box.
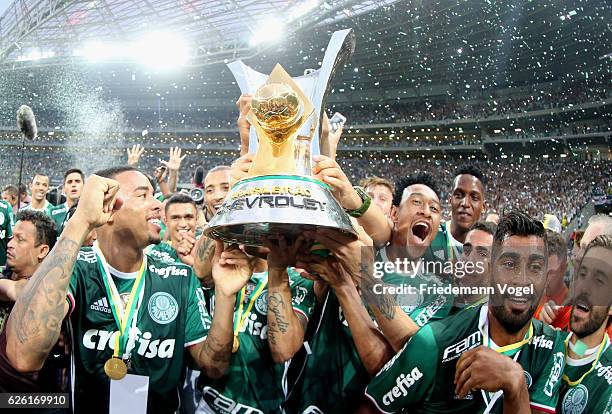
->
(487, 322, 534, 357)
(233, 274, 268, 338)
(93, 242, 147, 361)
(562, 333, 609, 386)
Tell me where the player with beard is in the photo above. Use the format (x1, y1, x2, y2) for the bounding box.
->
(21, 173, 53, 215)
(149, 193, 198, 266)
(5, 166, 253, 414)
(49, 168, 85, 236)
(361, 211, 566, 414)
(426, 165, 487, 264)
(558, 235, 612, 414)
(452, 221, 496, 312)
(539, 214, 612, 332)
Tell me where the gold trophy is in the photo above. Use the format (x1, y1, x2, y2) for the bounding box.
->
(205, 30, 357, 246)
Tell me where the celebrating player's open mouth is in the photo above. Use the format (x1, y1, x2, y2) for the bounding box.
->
(409, 220, 431, 245)
(571, 294, 592, 320)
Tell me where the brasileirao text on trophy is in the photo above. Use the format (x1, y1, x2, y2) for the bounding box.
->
(205, 29, 358, 246)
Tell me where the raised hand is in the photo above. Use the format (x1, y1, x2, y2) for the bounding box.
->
(301, 224, 374, 286)
(127, 144, 145, 167)
(230, 152, 254, 186)
(538, 300, 562, 325)
(161, 146, 187, 172)
(236, 94, 253, 155)
(175, 231, 197, 266)
(312, 154, 361, 210)
(72, 174, 122, 229)
(261, 235, 305, 271)
(211, 240, 253, 297)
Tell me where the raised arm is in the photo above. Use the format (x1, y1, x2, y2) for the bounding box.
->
(311, 155, 392, 248)
(6, 175, 121, 372)
(0, 279, 26, 302)
(190, 241, 252, 379)
(298, 227, 396, 375)
(193, 235, 215, 288)
(162, 146, 186, 194)
(263, 236, 309, 363)
(236, 94, 252, 156)
(359, 269, 420, 352)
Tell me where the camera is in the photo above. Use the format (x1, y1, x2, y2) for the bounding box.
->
(191, 187, 205, 205)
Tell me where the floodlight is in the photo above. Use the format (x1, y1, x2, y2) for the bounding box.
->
(132, 32, 189, 69)
(250, 17, 285, 46)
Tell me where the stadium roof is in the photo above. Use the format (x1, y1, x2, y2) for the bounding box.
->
(0, 0, 395, 65)
(0, 0, 609, 105)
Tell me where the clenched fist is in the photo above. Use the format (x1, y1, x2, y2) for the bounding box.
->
(72, 175, 122, 230)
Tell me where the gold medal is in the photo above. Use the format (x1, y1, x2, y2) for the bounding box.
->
(232, 336, 240, 353)
(104, 357, 128, 380)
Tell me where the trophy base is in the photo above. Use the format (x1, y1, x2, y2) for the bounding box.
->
(204, 175, 357, 246)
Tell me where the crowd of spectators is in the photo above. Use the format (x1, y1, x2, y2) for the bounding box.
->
(1, 144, 608, 226)
(1, 76, 609, 131)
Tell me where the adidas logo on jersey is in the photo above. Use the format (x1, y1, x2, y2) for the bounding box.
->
(90, 298, 112, 314)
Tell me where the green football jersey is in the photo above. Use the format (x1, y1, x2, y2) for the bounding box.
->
(196, 269, 315, 414)
(0, 200, 15, 266)
(558, 335, 612, 414)
(148, 241, 181, 264)
(422, 221, 463, 265)
(19, 199, 54, 216)
(283, 290, 370, 414)
(378, 248, 454, 327)
(365, 304, 565, 414)
(49, 202, 69, 235)
(67, 247, 211, 414)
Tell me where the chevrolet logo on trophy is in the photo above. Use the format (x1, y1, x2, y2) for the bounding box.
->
(205, 29, 357, 246)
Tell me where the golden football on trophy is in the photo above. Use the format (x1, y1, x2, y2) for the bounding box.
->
(251, 83, 303, 145)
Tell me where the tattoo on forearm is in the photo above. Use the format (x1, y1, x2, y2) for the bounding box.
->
(196, 236, 215, 261)
(8, 238, 80, 360)
(267, 292, 290, 345)
(199, 301, 233, 377)
(359, 263, 397, 320)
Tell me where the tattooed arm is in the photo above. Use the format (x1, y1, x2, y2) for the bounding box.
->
(296, 227, 396, 375)
(6, 175, 120, 372)
(193, 235, 215, 288)
(267, 267, 307, 363)
(191, 241, 251, 378)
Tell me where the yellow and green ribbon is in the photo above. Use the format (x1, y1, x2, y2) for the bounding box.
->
(93, 243, 147, 361)
(233, 275, 268, 338)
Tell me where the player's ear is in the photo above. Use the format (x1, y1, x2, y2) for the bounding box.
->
(37, 244, 50, 262)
